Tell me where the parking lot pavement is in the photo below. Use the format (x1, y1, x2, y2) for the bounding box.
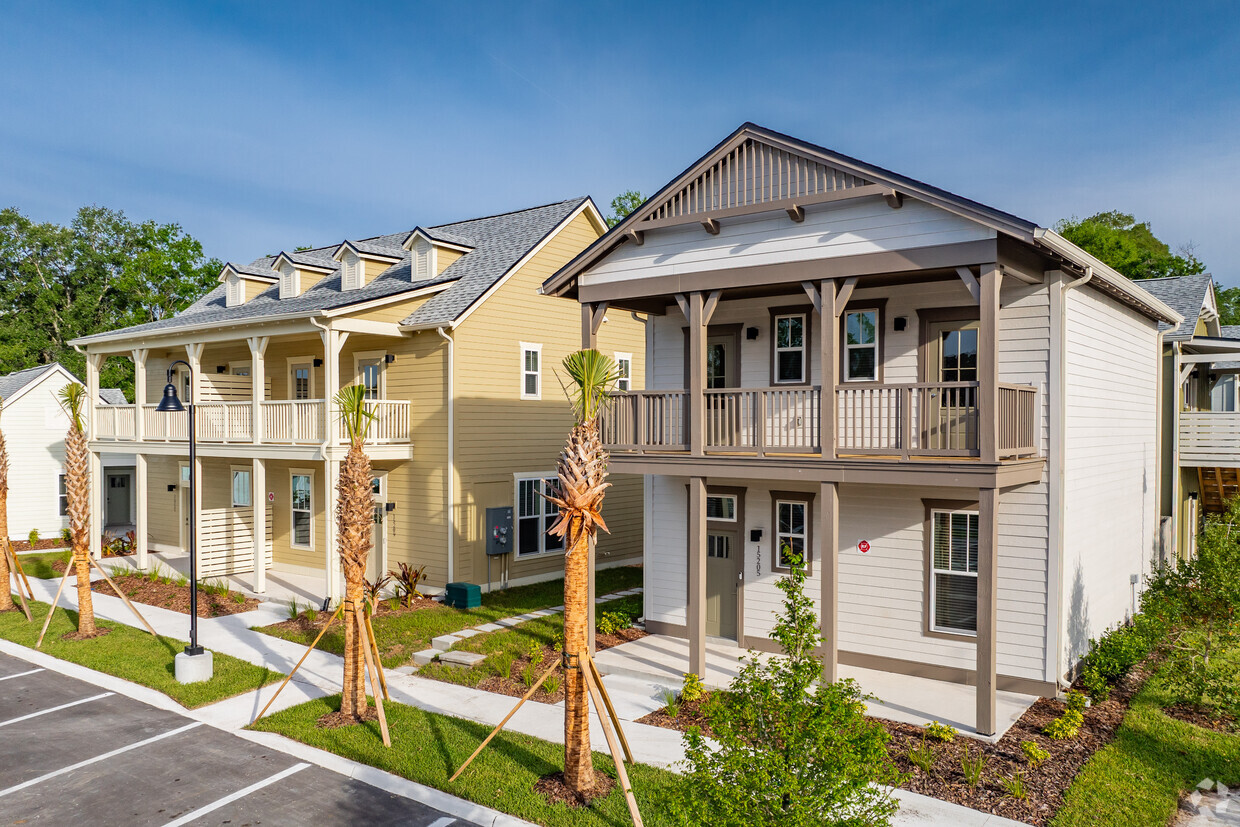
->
(0, 652, 470, 826)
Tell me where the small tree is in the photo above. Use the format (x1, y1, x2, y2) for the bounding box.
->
(673, 550, 901, 826)
(58, 383, 98, 636)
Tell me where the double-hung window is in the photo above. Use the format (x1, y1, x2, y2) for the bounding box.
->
(58, 475, 68, 517)
(615, 353, 632, 392)
(845, 309, 879, 381)
(930, 508, 979, 635)
(231, 468, 252, 508)
(773, 313, 807, 383)
(520, 343, 541, 400)
(515, 475, 564, 556)
(291, 473, 313, 548)
(774, 496, 811, 570)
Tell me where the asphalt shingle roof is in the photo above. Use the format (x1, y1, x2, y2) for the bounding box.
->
(73, 198, 588, 343)
(1133, 274, 1215, 340)
(0, 365, 59, 402)
(98, 388, 128, 405)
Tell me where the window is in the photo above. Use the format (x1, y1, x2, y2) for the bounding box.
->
(289, 360, 314, 400)
(773, 313, 806, 383)
(939, 328, 978, 382)
(230, 362, 251, 377)
(520, 343, 541, 400)
(845, 310, 879, 381)
(58, 475, 68, 516)
(516, 475, 564, 556)
(615, 353, 632, 392)
(291, 473, 313, 548)
(232, 468, 252, 508)
(179, 464, 191, 484)
(355, 352, 385, 401)
(773, 493, 812, 571)
(930, 508, 979, 635)
(1211, 375, 1237, 412)
(706, 494, 737, 522)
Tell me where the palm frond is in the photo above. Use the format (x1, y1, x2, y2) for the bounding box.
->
(333, 384, 377, 444)
(559, 349, 621, 424)
(57, 383, 87, 433)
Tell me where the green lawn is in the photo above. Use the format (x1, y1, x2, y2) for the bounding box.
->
(1052, 657, 1240, 826)
(419, 594, 643, 689)
(14, 549, 71, 580)
(258, 565, 643, 669)
(0, 598, 282, 708)
(249, 694, 681, 827)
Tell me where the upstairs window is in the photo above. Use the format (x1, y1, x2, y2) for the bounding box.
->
(615, 353, 632, 391)
(516, 475, 564, 556)
(930, 508, 979, 635)
(845, 309, 879, 382)
(520, 343, 541, 400)
(773, 313, 807, 383)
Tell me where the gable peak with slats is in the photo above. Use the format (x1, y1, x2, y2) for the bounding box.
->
(639, 136, 874, 224)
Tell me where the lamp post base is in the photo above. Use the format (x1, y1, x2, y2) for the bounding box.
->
(174, 650, 213, 684)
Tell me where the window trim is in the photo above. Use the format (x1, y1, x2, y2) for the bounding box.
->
(614, 352, 633, 392)
(290, 469, 315, 550)
(771, 489, 815, 573)
(922, 498, 980, 640)
(353, 350, 387, 400)
(706, 493, 738, 523)
(519, 342, 542, 400)
(840, 298, 886, 383)
(287, 356, 316, 400)
(768, 305, 813, 387)
(514, 472, 563, 557)
(231, 465, 253, 508)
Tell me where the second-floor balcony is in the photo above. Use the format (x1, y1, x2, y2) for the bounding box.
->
(93, 399, 412, 446)
(600, 381, 1037, 461)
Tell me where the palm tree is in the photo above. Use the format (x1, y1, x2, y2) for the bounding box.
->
(0, 397, 13, 614)
(545, 349, 620, 794)
(59, 383, 97, 636)
(335, 384, 377, 722)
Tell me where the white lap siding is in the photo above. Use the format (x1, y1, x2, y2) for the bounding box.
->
(644, 474, 689, 628)
(1063, 286, 1160, 665)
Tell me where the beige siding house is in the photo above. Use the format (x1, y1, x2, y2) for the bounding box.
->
(542, 124, 1179, 736)
(71, 198, 645, 601)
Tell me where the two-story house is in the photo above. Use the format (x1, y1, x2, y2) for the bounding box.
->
(70, 197, 645, 606)
(543, 124, 1180, 736)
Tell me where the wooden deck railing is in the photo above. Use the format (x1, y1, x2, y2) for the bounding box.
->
(997, 384, 1039, 459)
(1180, 412, 1240, 466)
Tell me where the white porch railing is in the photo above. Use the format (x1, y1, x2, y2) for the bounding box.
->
(1180, 412, 1240, 465)
(195, 402, 253, 443)
(261, 400, 326, 444)
(94, 405, 136, 440)
(336, 399, 412, 444)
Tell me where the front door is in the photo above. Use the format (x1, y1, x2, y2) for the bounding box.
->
(105, 473, 130, 526)
(367, 473, 387, 583)
(704, 330, 740, 447)
(705, 530, 738, 639)
(924, 319, 980, 451)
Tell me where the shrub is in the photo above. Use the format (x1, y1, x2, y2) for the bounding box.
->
(1044, 708, 1083, 740)
(522, 663, 539, 688)
(387, 562, 427, 607)
(1080, 666, 1109, 704)
(681, 672, 705, 703)
(488, 652, 515, 679)
(672, 551, 901, 825)
(1064, 690, 1088, 713)
(304, 607, 317, 623)
(1001, 771, 1027, 800)
(551, 628, 565, 651)
(924, 721, 956, 742)
(660, 688, 680, 718)
(27, 528, 39, 547)
(542, 674, 561, 695)
(60, 528, 71, 545)
(960, 744, 987, 789)
(596, 610, 635, 636)
(524, 639, 544, 665)
(231, 591, 247, 605)
(286, 599, 302, 621)
(1021, 740, 1049, 769)
(907, 738, 935, 773)
(363, 574, 391, 613)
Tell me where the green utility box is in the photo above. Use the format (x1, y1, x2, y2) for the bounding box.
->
(444, 582, 482, 609)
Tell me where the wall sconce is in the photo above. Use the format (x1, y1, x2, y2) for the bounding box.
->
(384, 354, 396, 364)
(746, 327, 760, 340)
(385, 502, 397, 512)
(313, 358, 324, 367)
(749, 528, 763, 542)
(167, 484, 177, 492)
(894, 316, 908, 332)
(215, 365, 227, 374)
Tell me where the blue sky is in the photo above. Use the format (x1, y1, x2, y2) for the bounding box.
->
(2, 1, 1237, 284)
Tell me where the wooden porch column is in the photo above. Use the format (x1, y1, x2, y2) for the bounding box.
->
(132, 349, 148, 440)
(820, 280, 839, 459)
(820, 480, 839, 682)
(687, 293, 706, 456)
(248, 336, 269, 443)
(86, 353, 103, 560)
(977, 486, 1000, 736)
(85, 353, 101, 438)
(326, 458, 341, 604)
(687, 475, 707, 678)
(135, 454, 148, 571)
(185, 343, 204, 403)
(253, 457, 266, 594)
(580, 302, 607, 350)
(979, 264, 1001, 463)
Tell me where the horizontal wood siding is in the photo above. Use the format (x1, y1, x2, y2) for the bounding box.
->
(197, 507, 273, 577)
(5, 370, 73, 538)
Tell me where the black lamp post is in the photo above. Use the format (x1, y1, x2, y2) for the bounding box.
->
(156, 360, 204, 657)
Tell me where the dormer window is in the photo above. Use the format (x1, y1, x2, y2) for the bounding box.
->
(342, 252, 362, 291)
(414, 237, 434, 280)
(279, 261, 299, 299)
(225, 273, 244, 307)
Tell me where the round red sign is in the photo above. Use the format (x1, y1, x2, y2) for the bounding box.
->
(858, 540, 871, 554)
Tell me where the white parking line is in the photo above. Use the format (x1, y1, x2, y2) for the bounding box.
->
(0, 669, 43, 682)
(0, 721, 202, 798)
(0, 692, 113, 728)
(161, 762, 311, 826)
(426, 818, 457, 827)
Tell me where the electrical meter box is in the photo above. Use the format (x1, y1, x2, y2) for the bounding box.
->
(485, 506, 514, 557)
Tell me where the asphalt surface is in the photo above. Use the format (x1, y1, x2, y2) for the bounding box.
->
(0, 652, 470, 826)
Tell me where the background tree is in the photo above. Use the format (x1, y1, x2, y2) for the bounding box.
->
(58, 383, 98, 637)
(0, 397, 11, 613)
(0, 206, 220, 398)
(605, 191, 646, 228)
(546, 349, 620, 795)
(1055, 211, 1205, 281)
(335, 384, 377, 722)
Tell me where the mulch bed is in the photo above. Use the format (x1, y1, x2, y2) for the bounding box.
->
(636, 695, 714, 737)
(535, 771, 617, 808)
(11, 539, 68, 552)
(1163, 703, 1237, 734)
(61, 627, 112, 641)
(316, 707, 379, 728)
(92, 575, 259, 618)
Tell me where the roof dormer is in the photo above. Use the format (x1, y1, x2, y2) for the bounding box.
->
(330, 241, 404, 291)
(219, 263, 278, 307)
(401, 228, 474, 282)
(272, 252, 336, 299)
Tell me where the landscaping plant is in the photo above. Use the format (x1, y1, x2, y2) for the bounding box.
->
(27, 528, 38, 548)
(544, 348, 620, 796)
(680, 672, 704, 703)
(960, 744, 987, 789)
(672, 551, 901, 825)
(907, 738, 935, 774)
(388, 562, 427, 607)
(0, 396, 13, 614)
(924, 721, 956, 742)
(1020, 739, 1049, 769)
(58, 382, 98, 637)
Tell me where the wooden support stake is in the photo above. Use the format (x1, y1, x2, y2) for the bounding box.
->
(449, 658, 562, 783)
(252, 603, 343, 723)
(364, 611, 389, 701)
(87, 555, 157, 637)
(35, 562, 76, 648)
(5, 546, 31, 621)
(355, 608, 390, 747)
(585, 653, 633, 765)
(6, 540, 33, 599)
(581, 658, 644, 827)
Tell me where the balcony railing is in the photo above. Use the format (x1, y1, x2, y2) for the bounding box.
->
(1180, 412, 1240, 465)
(600, 381, 1039, 461)
(94, 399, 413, 447)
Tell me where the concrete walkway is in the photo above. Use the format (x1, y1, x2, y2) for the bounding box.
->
(16, 568, 1029, 826)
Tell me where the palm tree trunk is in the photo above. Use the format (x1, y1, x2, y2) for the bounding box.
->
(562, 511, 595, 791)
(337, 440, 371, 721)
(65, 423, 95, 636)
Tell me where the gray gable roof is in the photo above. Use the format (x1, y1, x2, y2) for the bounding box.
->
(73, 198, 589, 344)
(0, 364, 60, 403)
(1134, 274, 1214, 340)
(1222, 325, 1240, 340)
(99, 388, 128, 405)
